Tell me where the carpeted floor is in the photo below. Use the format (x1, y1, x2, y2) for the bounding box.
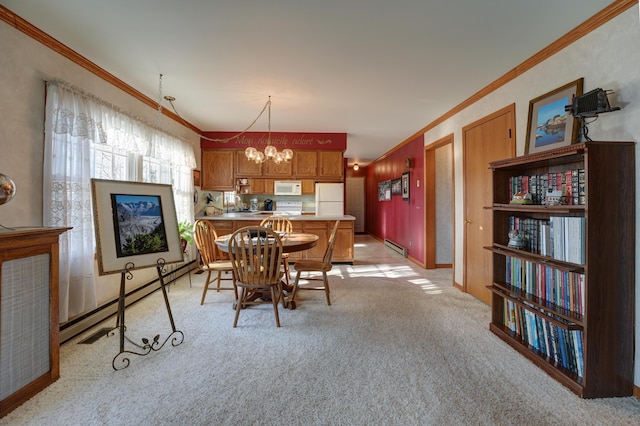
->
(2, 235, 639, 425)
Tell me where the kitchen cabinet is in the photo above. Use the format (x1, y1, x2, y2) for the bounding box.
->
(333, 221, 354, 262)
(302, 221, 329, 260)
(202, 150, 235, 191)
(249, 179, 267, 194)
(201, 148, 343, 190)
(318, 151, 344, 180)
(235, 151, 262, 177)
(293, 151, 318, 177)
(301, 179, 315, 194)
(265, 159, 292, 177)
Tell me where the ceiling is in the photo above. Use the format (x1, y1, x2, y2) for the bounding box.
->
(1, 0, 614, 166)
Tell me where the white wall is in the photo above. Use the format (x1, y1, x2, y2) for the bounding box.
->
(424, 6, 640, 386)
(0, 19, 201, 317)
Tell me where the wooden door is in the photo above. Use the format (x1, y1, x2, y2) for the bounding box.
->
(345, 177, 365, 233)
(462, 105, 515, 305)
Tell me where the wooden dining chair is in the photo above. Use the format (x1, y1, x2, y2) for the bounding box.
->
(260, 215, 293, 287)
(289, 220, 340, 308)
(193, 219, 236, 305)
(228, 226, 285, 327)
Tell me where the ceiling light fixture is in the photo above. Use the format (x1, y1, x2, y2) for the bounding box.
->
(353, 163, 359, 171)
(244, 96, 293, 164)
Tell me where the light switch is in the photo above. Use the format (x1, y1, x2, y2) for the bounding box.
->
(416, 180, 420, 187)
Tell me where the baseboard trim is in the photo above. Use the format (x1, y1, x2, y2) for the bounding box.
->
(60, 262, 194, 344)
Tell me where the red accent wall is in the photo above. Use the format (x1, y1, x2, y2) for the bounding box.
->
(365, 135, 425, 264)
(201, 131, 346, 151)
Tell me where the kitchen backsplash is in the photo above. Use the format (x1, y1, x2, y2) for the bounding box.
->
(196, 190, 316, 215)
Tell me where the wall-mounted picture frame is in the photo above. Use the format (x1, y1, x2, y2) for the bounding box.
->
(378, 180, 392, 201)
(391, 178, 402, 195)
(402, 172, 410, 200)
(91, 179, 184, 276)
(525, 78, 583, 155)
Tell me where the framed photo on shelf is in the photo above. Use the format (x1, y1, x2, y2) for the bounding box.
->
(91, 179, 184, 276)
(402, 172, 410, 199)
(391, 178, 402, 195)
(525, 78, 583, 155)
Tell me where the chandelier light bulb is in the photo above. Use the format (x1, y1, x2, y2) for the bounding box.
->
(264, 144, 277, 159)
(245, 147, 257, 160)
(254, 151, 265, 164)
(282, 148, 293, 161)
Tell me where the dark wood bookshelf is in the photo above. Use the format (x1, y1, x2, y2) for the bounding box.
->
(487, 141, 635, 398)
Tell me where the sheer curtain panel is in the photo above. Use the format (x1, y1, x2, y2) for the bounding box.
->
(43, 81, 196, 322)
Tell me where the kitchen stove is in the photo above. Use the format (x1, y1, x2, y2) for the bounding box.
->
(272, 200, 302, 215)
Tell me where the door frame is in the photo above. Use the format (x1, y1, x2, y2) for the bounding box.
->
(424, 134, 454, 269)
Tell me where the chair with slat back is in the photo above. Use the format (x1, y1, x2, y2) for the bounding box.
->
(260, 215, 293, 287)
(289, 220, 340, 308)
(228, 226, 285, 327)
(193, 219, 236, 305)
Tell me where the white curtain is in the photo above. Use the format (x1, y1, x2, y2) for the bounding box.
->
(43, 81, 196, 322)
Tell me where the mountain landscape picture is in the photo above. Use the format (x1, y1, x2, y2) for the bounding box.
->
(111, 193, 169, 258)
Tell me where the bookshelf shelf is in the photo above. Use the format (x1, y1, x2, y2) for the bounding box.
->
(487, 141, 634, 398)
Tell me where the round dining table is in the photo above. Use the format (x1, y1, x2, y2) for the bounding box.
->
(214, 232, 319, 308)
(214, 232, 319, 254)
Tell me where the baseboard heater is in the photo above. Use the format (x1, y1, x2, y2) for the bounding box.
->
(384, 238, 407, 257)
(59, 262, 194, 344)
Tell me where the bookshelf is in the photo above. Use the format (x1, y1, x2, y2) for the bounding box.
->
(487, 141, 634, 398)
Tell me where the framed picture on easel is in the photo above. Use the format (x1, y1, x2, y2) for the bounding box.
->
(91, 179, 184, 275)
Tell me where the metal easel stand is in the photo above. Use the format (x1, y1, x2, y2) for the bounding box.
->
(110, 259, 184, 371)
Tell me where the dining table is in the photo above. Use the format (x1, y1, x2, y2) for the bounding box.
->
(214, 231, 319, 256)
(214, 231, 319, 308)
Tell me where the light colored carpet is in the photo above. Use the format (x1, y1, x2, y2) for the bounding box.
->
(2, 235, 639, 425)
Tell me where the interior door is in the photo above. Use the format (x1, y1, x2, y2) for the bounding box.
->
(463, 105, 515, 305)
(345, 177, 365, 233)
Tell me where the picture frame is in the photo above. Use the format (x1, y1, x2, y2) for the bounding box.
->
(391, 178, 402, 195)
(91, 179, 184, 276)
(378, 180, 392, 201)
(402, 172, 410, 200)
(525, 78, 583, 155)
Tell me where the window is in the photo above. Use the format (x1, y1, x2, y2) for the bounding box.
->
(43, 81, 196, 322)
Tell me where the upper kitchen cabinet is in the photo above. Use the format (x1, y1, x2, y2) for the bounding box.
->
(265, 158, 293, 177)
(235, 150, 263, 177)
(293, 151, 318, 177)
(201, 149, 235, 191)
(318, 151, 344, 180)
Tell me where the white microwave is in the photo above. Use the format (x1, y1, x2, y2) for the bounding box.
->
(274, 180, 302, 196)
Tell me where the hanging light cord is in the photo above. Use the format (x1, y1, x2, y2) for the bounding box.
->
(158, 73, 271, 144)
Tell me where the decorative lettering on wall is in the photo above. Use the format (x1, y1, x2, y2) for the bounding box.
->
(200, 132, 347, 151)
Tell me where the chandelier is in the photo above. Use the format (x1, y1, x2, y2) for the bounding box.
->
(157, 75, 292, 164)
(244, 96, 293, 164)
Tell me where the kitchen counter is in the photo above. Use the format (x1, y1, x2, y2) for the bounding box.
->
(194, 213, 355, 263)
(196, 212, 355, 221)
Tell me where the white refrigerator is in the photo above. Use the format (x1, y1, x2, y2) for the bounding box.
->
(315, 183, 344, 216)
